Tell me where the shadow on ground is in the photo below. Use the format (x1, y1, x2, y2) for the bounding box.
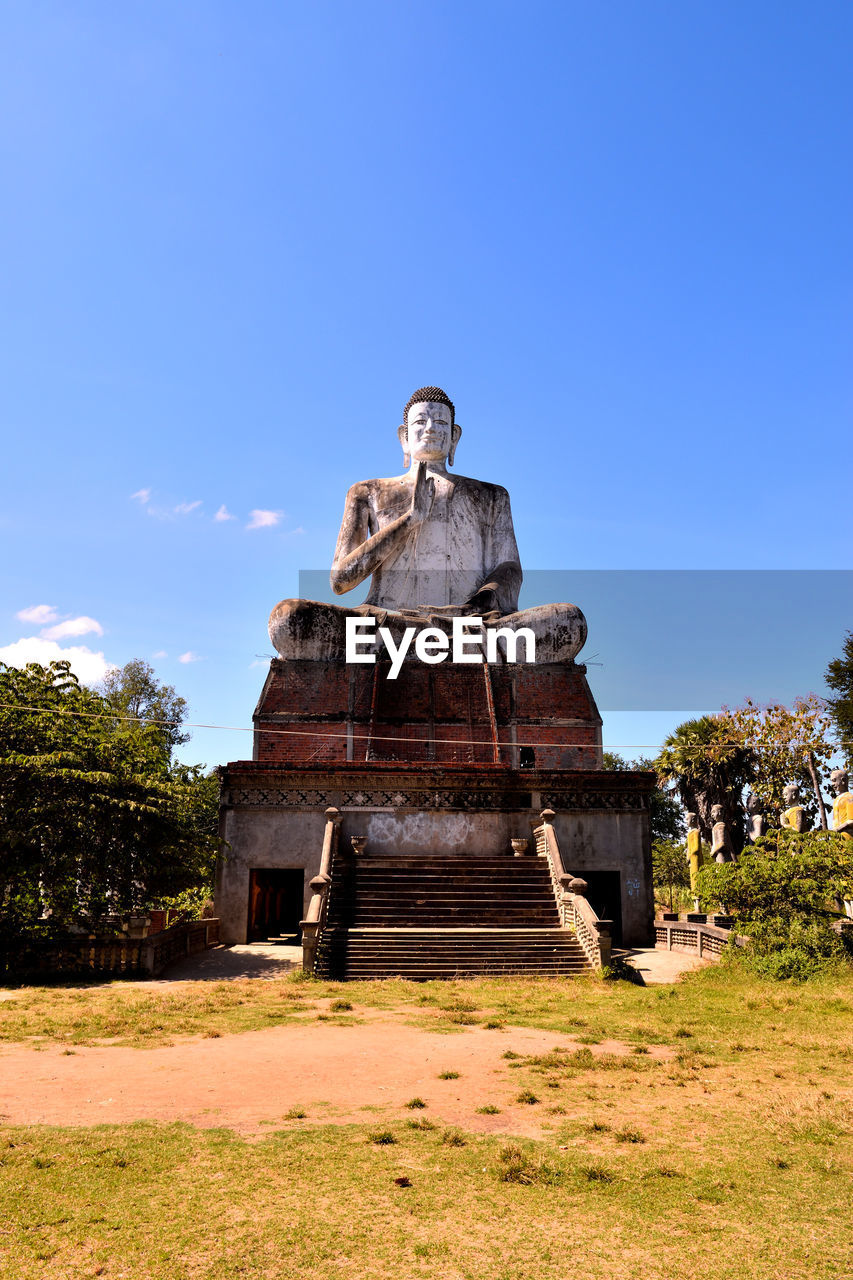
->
(157, 942, 303, 983)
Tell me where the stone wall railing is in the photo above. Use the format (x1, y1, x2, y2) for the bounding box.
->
(533, 809, 612, 969)
(301, 807, 341, 973)
(654, 913, 747, 960)
(0, 918, 220, 983)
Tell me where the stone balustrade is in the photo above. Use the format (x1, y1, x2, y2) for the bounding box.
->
(533, 808, 612, 969)
(301, 807, 342, 973)
(0, 918, 221, 982)
(654, 912, 748, 960)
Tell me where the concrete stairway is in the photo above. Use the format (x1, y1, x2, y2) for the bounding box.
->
(314, 855, 591, 980)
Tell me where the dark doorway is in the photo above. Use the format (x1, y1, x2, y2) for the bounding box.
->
(580, 871, 623, 948)
(247, 868, 305, 942)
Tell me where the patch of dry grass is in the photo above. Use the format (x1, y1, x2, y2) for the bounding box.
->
(2, 970, 853, 1276)
(3, 1116, 853, 1280)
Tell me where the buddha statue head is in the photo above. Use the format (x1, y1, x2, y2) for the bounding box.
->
(745, 793, 762, 816)
(398, 386, 462, 469)
(686, 811, 699, 830)
(783, 783, 801, 806)
(831, 768, 849, 797)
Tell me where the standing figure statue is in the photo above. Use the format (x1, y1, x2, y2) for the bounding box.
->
(710, 804, 735, 863)
(268, 387, 587, 664)
(780, 783, 810, 834)
(745, 793, 768, 843)
(831, 769, 853, 839)
(831, 769, 853, 920)
(685, 811, 705, 908)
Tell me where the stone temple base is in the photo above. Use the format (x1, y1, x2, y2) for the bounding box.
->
(216, 759, 655, 949)
(216, 658, 654, 952)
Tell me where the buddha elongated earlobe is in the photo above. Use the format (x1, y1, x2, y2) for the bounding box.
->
(448, 423, 462, 467)
(397, 423, 411, 468)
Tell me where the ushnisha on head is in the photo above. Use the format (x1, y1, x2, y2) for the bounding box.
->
(783, 783, 801, 806)
(831, 768, 850, 796)
(398, 385, 462, 469)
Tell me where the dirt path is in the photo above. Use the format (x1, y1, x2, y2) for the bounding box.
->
(0, 1018, 661, 1138)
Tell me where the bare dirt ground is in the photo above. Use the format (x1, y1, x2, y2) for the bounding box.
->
(0, 946, 703, 1139)
(0, 1016, 671, 1139)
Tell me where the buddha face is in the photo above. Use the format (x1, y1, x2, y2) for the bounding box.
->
(403, 400, 456, 464)
(711, 804, 724, 823)
(832, 769, 849, 796)
(784, 784, 800, 806)
(746, 793, 761, 815)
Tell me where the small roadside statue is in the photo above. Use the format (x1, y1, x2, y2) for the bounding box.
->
(831, 769, 853, 840)
(710, 804, 735, 863)
(745, 793, 768, 844)
(685, 811, 705, 908)
(780, 783, 810, 834)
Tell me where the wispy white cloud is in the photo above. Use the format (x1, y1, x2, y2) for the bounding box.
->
(40, 615, 104, 642)
(214, 504, 236, 522)
(16, 604, 60, 625)
(246, 509, 284, 530)
(285, 526, 305, 537)
(178, 651, 202, 664)
(152, 650, 168, 659)
(175, 500, 202, 516)
(131, 488, 151, 504)
(0, 637, 114, 687)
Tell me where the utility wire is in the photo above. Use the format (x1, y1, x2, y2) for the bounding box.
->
(0, 700, 848, 754)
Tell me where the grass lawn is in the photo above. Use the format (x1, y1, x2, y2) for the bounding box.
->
(2, 965, 852, 1279)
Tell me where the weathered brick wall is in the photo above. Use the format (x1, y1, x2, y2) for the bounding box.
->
(253, 659, 603, 768)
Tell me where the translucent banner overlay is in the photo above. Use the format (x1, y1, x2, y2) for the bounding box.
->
(297, 569, 852, 711)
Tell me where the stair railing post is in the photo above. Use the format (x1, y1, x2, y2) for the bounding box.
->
(301, 807, 341, 974)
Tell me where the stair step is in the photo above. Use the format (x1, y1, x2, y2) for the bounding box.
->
(315, 846, 589, 980)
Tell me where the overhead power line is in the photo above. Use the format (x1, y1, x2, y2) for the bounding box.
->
(0, 700, 848, 754)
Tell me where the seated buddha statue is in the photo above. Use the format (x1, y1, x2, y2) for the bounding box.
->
(269, 387, 587, 665)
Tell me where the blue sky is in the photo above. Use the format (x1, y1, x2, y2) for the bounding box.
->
(1, 1, 851, 768)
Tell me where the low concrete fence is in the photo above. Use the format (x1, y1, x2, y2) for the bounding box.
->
(654, 912, 748, 961)
(0, 919, 220, 983)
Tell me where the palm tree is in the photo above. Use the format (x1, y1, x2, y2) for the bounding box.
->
(655, 715, 755, 855)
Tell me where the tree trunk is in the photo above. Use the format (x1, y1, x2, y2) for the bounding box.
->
(806, 752, 828, 831)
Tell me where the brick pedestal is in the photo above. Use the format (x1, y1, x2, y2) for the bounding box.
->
(252, 658, 603, 769)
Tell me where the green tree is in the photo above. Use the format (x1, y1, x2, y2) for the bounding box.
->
(0, 661, 218, 940)
(654, 715, 755, 853)
(652, 839, 691, 911)
(726, 695, 835, 830)
(100, 658, 189, 756)
(825, 630, 853, 767)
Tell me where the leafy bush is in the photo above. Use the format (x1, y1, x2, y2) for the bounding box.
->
(697, 830, 853, 979)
